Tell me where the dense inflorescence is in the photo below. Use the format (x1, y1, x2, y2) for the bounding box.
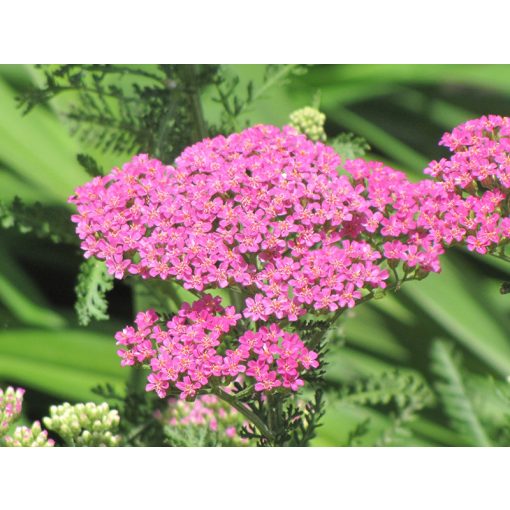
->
(70, 125, 448, 325)
(0, 387, 24, 435)
(116, 295, 318, 400)
(3, 421, 54, 447)
(43, 402, 121, 446)
(342, 159, 450, 273)
(425, 115, 510, 255)
(70, 123, 479, 405)
(289, 106, 327, 142)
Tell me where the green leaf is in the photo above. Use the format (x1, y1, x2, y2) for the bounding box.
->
(336, 370, 433, 409)
(75, 258, 114, 326)
(76, 153, 104, 177)
(0, 196, 77, 244)
(431, 340, 492, 446)
(0, 76, 88, 203)
(330, 132, 370, 160)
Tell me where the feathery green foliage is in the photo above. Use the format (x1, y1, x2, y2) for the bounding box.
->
(19, 64, 217, 161)
(331, 132, 370, 160)
(336, 370, 433, 409)
(332, 370, 434, 446)
(212, 64, 309, 133)
(0, 196, 76, 244)
(76, 153, 104, 177)
(431, 340, 492, 447)
(75, 258, 114, 326)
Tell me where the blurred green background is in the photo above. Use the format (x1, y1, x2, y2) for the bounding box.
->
(2, 64, 510, 445)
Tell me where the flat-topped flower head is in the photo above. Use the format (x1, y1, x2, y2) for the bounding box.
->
(425, 115, 510, 191)
(43, 402, 121, 447)
(424, 115, 510, 256)
(70, 125, 448, 322)
(116, 296, 318, 400)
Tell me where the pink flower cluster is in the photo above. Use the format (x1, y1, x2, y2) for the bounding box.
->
(426, 115, 510, 191)
(115, 295, 318, 400)
(1, 386, 55, 447)
(425, 115, 510, 255)
(70, 125, 448, 321)
(344, 159, 448, 273)
(0, 386, 24, 434)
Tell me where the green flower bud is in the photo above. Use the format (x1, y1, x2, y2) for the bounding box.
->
(43, 401, 122, 447)
(289, 107, 327, 142)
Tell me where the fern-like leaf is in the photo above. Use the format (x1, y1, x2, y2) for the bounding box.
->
(331, 132, 370, 160)
(336, 370, 433, 408)
(76, 153, 104, 177)
(75, 258, 114, 326)
(0, 197, 77, 244)
(431, 340, 492, 446)
(333, 370, 433, 446)
(20, 64, 218, 161)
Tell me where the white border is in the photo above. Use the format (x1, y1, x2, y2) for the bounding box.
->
(1, 448, 508, 509)
(2, 1, 510, 63)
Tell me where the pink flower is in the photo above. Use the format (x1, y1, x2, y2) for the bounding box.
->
(175, 376, 201, 400)
(254, 371, 282, 392)
(146, 373, 169, 398)
(106, 254, 131, 279)
(243, 294, 269, 322)
(300, 350, 319, 369)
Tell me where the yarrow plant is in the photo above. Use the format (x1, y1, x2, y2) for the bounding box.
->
(70, 125, 448, 324)
(0, 386, 24, 436)
(8, 65, 510, 447)
(1, 385, 122, 447)
(289, 106, 327, 142)
(68, 119, 472, 445)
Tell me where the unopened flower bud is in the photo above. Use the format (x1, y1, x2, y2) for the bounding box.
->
(43, 401, 122, 447)
(0, 386, 25, 436)
(289, 107, 327, 142)
(4, 421, 54, 447)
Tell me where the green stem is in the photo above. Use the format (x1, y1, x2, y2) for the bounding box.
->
(232, 384, 255, 400)
(212, 387, 274, 441)
(491, 252, 510, 263)
(180, 65, 208, 142)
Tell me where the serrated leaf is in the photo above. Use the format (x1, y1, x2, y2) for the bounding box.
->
(431, 340, 491, 446)
(330, 132, 370, 160)
(76, 153, 104, 177)
(0, 196, 77, 244)
(75, 258, 114, 326)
